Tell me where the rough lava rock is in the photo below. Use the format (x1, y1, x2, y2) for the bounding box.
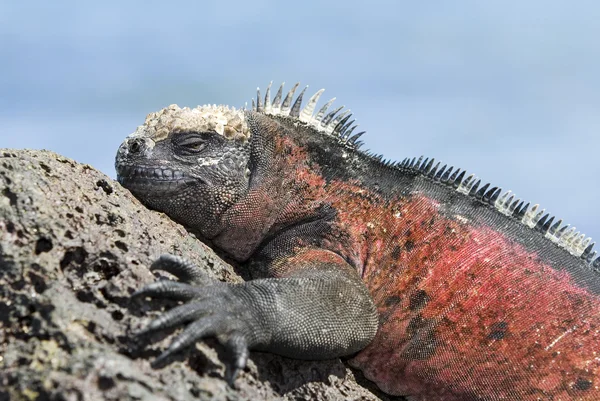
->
(0, 149, 399, 401)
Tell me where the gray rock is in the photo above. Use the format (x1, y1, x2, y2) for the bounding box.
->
(0, 149, 397, 401)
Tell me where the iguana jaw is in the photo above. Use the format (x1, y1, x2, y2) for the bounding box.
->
(116, 163, 200, 194)
(114, 135, 201, 197)
(114, 156, 231, 239)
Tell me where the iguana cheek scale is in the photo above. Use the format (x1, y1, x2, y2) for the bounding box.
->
(115, 81, 600, 400)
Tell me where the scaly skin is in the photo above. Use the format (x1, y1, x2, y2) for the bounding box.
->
(116, 84, 600, 400)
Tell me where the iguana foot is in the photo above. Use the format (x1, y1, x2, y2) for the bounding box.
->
(131, 254, 254, 386)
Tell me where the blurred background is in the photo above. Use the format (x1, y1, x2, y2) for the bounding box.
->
(1, 1, 599, 241)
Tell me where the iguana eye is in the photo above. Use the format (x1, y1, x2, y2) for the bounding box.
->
(177, 135, 206, 153)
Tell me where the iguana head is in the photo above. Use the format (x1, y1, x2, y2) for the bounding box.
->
(116, 82, 360, 253)
(115, 104, 252, 238)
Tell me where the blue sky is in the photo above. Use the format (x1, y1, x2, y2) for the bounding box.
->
(2, 1, 599, 243)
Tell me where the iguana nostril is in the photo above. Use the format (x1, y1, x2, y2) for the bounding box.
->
(128, 138, 143, 153)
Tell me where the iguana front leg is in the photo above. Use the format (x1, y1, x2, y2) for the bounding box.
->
(132, 252, 379, 385)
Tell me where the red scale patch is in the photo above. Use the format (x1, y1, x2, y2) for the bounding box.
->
(325, 189, 600, 400)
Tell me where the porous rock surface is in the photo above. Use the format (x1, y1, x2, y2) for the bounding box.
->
(0, 149, 397, 401)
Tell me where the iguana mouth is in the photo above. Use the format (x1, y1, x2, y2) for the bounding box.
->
(116, 165, 198, 190)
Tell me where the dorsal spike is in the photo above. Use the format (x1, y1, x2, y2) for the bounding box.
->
(541, 215, 555, 234)
(565, 232, 586, 256)
(340, 119, 356, 138)
(264, 81, 273, 113)
(495, 190, 509, 208)
(580, 237, 593, 255)
(488, 187, 501, 204)
(423, 158, 435, 173)
(549, 219, 563, 235)
(489, 188, 500, 204)
(331, 109, 351, 127)
(534, 213, 550, 232)
(464, 174, 475, 186)
(299, 88, 324, 123)
(482, 186, 497, 202)
(585, 249, 597, 263)
(428, 162, 441, 178)
(506, 193, 516, 206)
(523, 204, 541, 228)
(469, 179, 482, 196)
(475, 182, 490, 199)
(333, 113, 353, 135)
(557, 224, 570, 237)
(251, 98, 256, 111)
(256, 87, 263, 113)
(516, 202, 530, 220)
(457, 174, 474, 194)
(495, 191, 513, 215)
(453, 170, 466, 188)
(349, 131, 366, 144)
(343, 125, 359, 140)
(459, 174, 472, 191)
(509, 199, 522, 214)
(314, 98, 336, 123)
(583, 243, 596, 260)
(321, 106, 344, 128)
(441, 166, 453, 183)
(271, 82, 285, 114)
(561, 227, 577, 243)
(414, 156, 424, 169)
(281, 82, 300, 116)
(328, 110, 351, 134)
(290, 85, 308, 118)
(505, 194, 516, 208)
(447, 167, 458, 183)
(434, 164, 447, 180)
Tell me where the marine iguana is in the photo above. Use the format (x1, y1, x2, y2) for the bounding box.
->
(115, 82, 600, 400)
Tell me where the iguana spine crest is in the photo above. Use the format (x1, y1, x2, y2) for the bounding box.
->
(252, 81, 365, 148)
